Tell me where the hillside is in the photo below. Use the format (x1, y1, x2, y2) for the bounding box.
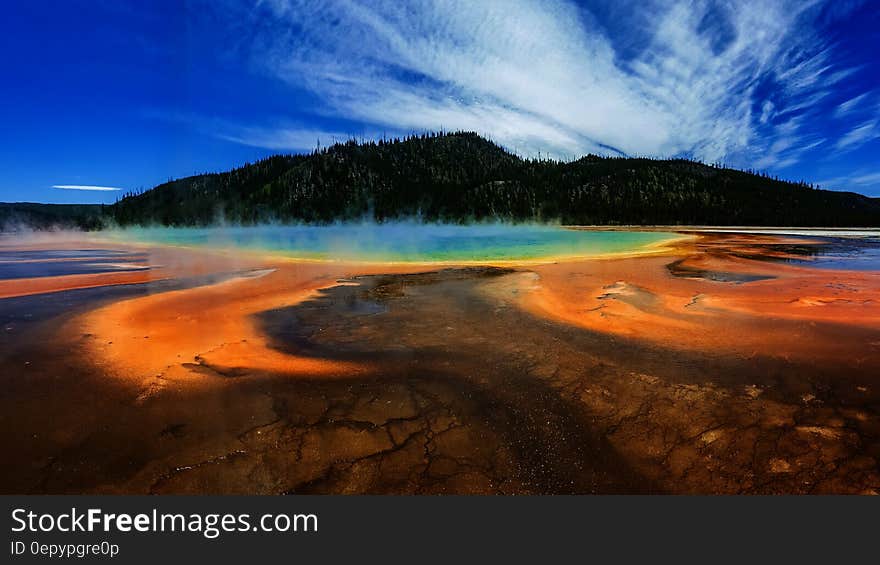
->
(0, 203, 106, 231)
(20, 132, 880, 228)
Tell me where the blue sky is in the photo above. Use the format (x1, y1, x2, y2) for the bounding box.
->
(2, 0, 879, 204)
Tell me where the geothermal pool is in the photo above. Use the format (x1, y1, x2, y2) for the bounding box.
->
(104, 224, 680, 262)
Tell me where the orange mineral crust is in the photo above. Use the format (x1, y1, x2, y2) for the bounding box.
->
(0, 271, 155, 299)
(519, 233, 880, 364)
(76, 260, 431, 391)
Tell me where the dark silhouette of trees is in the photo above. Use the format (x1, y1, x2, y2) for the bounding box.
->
(15, 132, 879, 230)
(0, 203, 107, 230)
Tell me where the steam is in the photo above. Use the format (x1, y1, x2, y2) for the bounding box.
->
(0, 225, 105, 246)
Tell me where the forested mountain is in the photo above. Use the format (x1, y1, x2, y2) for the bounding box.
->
(12, 132, 880, 229)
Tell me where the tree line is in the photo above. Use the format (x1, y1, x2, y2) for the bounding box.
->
(27, 132, 880, 229)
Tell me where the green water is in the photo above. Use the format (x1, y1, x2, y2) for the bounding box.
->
(105, 224, 679, 262)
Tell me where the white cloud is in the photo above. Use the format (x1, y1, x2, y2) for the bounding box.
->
(216, 127, 357, 151)
(216, 0, 865, 169)
(852, 172, 880, 185)
(834, 92, 870, 117)
(52, 185, 122, 191)
(817, 170, 880, 192)
(759, 101, 775, 124)
(142, 108, 360, 152)
(834, 120, 879, 151)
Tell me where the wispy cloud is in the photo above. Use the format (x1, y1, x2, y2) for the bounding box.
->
(817, 170, 880, 193)
(834, 120, 879, 151)
(143, 108, 359, 153)
(834, 92, 871, 117)
(216, 127, 358, 151)
(849, 172, 880, 185)
(52, 185, 122, 191)
(227, 0, 866, 169)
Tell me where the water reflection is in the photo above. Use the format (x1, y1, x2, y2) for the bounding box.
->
(769, 236, 880, 271)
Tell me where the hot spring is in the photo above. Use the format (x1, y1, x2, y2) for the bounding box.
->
(103, 224, 682, 263)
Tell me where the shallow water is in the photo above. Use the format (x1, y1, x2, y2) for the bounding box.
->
(726, 235, 880, 271)
(791, 236, 880, 271)
(104, 224, 678, 262)
(0, 249, 149, 279)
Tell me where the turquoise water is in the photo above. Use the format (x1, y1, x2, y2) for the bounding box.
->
(105, 224, 679, 262)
